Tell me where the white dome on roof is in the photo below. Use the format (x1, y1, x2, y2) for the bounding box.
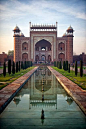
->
(20, 32, 24, 37)
(14, 25, 20, 31)
(67, 25, 73, 30)
(63, 32, 67, 37)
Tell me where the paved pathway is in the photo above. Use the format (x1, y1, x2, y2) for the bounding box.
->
(0, 66, 38, 113)
(48, 66, 86, 115)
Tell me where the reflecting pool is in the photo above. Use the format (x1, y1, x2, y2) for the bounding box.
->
(0, 67, 86, 129)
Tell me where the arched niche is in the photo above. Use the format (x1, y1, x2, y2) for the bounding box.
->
(22, 42, 28, 50)
(48, 55, 51, 62)
(22, 53, 28, 61)
(58, 42, 65, 51)
(58, 53, 65, 61)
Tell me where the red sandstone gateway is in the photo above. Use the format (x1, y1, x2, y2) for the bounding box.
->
(13, 22, 74, 64)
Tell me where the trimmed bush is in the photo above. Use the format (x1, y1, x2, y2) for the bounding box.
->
(3, 62, 6, 77)
(63, 61, 66, 70)
(16, 62, 18, 73)
(8, 60, 11, 75)
(12, 61, 15, 74)
(68, 64, 70, 73)
(31, 61, 33, 67)
(56, 61, 58, 68)
(75, 61, 77, 76)
(59, 61, 62, 69)
(18, 61, 20, 71)
(21, 61, 23, 69)
(80, 60, 83, 77)
(54, 61, 56, 67)
(66, 61, 68, 71)
(25, 61, 26, 69)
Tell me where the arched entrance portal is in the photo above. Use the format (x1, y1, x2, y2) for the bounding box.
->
(41, 55, 46, 61)
(35, 39, 52, 63)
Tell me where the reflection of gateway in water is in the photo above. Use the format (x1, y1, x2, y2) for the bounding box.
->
(13, 67, 73, 108)
(29, 68, 66, 108)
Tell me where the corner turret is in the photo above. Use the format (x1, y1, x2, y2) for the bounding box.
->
(13, 25, 21, 37)
(66, 25, 74, 37)
(66, 25, 74, 63)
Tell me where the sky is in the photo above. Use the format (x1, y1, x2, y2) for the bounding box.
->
(0, 0, 86, 55)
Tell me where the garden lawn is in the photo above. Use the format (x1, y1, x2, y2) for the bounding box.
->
(0, 66, 35, 90)
(0, 66, 8, 69)
(52, 66, 86, 90)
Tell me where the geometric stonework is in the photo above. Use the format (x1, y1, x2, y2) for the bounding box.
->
(13, 22, 74, 64)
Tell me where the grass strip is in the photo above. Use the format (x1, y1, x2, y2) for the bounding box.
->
(52, 66, 86, 90)
(0, 66, 35, 90)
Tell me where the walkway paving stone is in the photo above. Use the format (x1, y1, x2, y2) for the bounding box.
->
(0, 67, 38, 113)
(48, 66, 86, 115)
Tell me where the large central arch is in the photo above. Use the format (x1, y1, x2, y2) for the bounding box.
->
(35, 39, 52, 63)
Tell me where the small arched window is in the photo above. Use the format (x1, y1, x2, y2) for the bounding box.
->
(22, 42, 28, 50)
(58, 42, 65, 51)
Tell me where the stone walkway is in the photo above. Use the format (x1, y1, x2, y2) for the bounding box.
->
(48, 66, 86, 115)
(0, 67, 38, 113)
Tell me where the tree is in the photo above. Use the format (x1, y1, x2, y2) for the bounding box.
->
(8, 60, 11, 74)
(31, 61, 32, 66)
(29, 61, 31, 67)
(75, 61, 78, 76)
(68, 64, 70, 73)
(56, 61, 58, 68)
(18, 61, 20, 71)
(21, 61, 23, 69)
(59, 61, 62, 69)
(80, 60, 83, 77)
(66, 61, 68, 71)
(8, 50, 14, 56)
(54, 61, 56, 67)
(3, 62, 6, 77)
(63, 61, 66, 70)
(16, 62, 18, 73)
(24, 61, 26, 69)
(12, 61, 15, 74)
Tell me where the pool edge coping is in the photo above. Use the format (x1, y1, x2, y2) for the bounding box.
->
(48, 66, 86, 116)
(0, 66, 39, 114)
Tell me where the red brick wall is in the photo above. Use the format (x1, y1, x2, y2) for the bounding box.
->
(66, 36, 73, 63)
(0, 52, 7, 65)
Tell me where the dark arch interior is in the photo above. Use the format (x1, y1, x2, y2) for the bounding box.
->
(35, 39, 51, 49)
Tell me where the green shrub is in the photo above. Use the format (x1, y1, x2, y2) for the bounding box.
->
(16, 62, 18, 73)
(3, 62, 6, 77)
(8, 60, 11, 74)
(66, 61, 68, 70)
(68, 64, 70, 73)
(75, 61, 77, 76)
(80, 60, 83, 77)
(12, 61, 15, 74)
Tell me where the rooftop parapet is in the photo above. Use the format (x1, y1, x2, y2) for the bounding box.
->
(29, 22, 57, 31)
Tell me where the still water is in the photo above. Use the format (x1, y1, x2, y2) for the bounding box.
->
(0, 67, 86, 129)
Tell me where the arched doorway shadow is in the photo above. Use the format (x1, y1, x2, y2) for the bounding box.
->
(35, 39, 52, 63)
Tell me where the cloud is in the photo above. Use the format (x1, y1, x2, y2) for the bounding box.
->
(0, 0, 86, 21)
(0, 0, 86, 54)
